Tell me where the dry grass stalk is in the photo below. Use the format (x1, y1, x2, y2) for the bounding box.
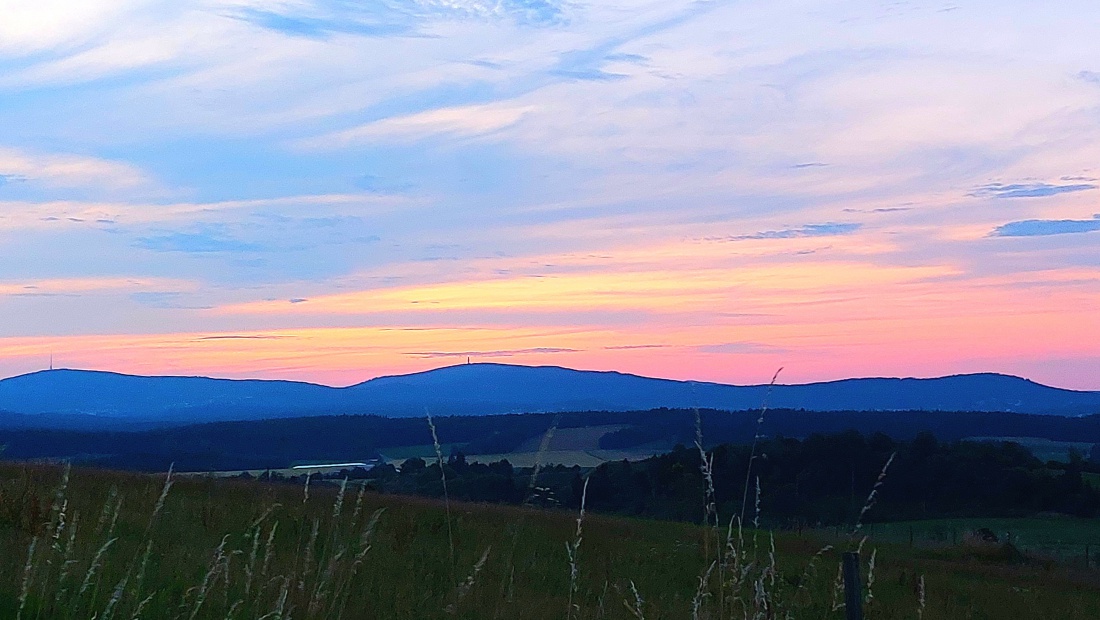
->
(623, 580, 645, 619)
(691, 560, 716, 620)
(752, 572, 769, 617)
(331, 477, 348, 522)
(694, 407, 719, 563)
(794, 544, 832, 601)
(95, 485, 119, 538)
(78, 536, 117, 597)
(308, 547, 345, 616)
(47, 463, 71, 537)
(302, 471, 313, 504)
(852, 452, 896, 536)
(188, 534, 230, 620)
(739, 368, 782, 526)
(767, 532, 776, 590)
(150, 465, 173, 522)
(257, 577, 290, 620)
(259, 521, 279, 588)
(100, 573, 129, 620)
(16, 535, 38, 620)
(298, 517, 320, 594)
(350, 482, 366, 525)
(426, 408, 457, 576)
(917, 574, 926, 619)
(249, 503, 281, 531)
(566, 476, 590, 620)
(334, 507, 384, 619)
(129, 593, 154, 620)
(445, 546, 491, 614)
(354, 508, 384, 566)
(131, 539, 154, 609)
(864, 548, 877, 606)
(829, 561, 844, 612)
(53, 510, 80, 605)
(244, 523, 263, 598)
(224, 599, 243, 620)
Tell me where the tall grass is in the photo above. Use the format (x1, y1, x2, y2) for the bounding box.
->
(3, 439, 1099, 618)
(673, 368, 922, 620)
(426, 409, 456, 580)
(2, 466, 387, 619)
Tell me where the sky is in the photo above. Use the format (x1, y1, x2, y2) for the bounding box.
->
(0, 0, 1098, 389)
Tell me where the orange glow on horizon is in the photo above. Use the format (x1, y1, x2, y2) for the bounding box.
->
(2, 236, 1097, 390)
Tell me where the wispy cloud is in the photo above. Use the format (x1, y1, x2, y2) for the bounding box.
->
(0, 147, 154, 194)
(404, 347, 578, 358)
(136, 230, 261, 254)
(233, 0, 568, 38)
(603, 344, 668, 350)
(970, 182, 1096, 199)
(842, 207, 912, 214)
(725, 223, 862, 241)
(130, 291, 212, 310)
(232, 7, 411, 39)
(991, 215, 1100, 237)
(697, 342, 786, 355)
(296, 103, 537, 149)
(196, 334, 294, 341)
(1079, 70, 1100, 84)
(0, 277, 190, 297)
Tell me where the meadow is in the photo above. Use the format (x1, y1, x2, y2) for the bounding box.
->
(857, 517, 1100, 564)
(3, 462, 1100, 619)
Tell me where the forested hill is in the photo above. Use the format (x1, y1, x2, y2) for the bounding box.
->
(3, 408, 1100, 472)
(0, 363, 1098, 427)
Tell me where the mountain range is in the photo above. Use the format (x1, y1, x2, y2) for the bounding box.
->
(1, 363, 1098, 428)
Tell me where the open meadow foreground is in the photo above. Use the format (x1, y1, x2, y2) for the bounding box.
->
(3, 462, 1100, 620)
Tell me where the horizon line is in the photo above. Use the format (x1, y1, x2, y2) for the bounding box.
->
(3, 362, 1092, 393)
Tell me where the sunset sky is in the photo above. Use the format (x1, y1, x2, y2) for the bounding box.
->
(1, 0, 1098, 389)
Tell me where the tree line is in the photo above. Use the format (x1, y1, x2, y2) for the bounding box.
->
(346, 431, 1100, 526)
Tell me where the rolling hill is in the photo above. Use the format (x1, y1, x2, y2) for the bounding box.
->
(0, 363, 1097, 427)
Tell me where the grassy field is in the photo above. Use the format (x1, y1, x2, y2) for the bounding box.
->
(965, 437, 1096, 463)
(2, 463, 1100, 619)
(857, 517, 1100, 563)
(374, 425, 661, 469)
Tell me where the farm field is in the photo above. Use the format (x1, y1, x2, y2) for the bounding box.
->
(854, 517, 1100, 564)
(3, 463, 1100, 619)
(965, 437, 1096, 463)
(375, 424, 662, 469)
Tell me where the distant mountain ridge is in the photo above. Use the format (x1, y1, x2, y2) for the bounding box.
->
(0, 363, 1097, 426)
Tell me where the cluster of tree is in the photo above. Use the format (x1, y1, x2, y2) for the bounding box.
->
(597, 408, 1100, 450)
(348, 432, 1100, 527)
(4, 408, 1100, 473)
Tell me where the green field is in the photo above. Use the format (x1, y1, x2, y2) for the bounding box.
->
(965, 437, 1097, 463)
(855, 517, 1100, 564)
(375, 425, 661, 469)
(3, 464, 1100, 619)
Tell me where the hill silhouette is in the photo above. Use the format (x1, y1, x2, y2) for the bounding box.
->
(0, 363, 1097, 426)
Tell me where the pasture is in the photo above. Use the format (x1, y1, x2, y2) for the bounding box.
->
(2, 463, 1100, 619)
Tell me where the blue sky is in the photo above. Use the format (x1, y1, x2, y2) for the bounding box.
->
(1, 0, 1099, 388)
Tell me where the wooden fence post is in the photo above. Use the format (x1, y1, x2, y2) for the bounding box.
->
(843, 551, 863, 620)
